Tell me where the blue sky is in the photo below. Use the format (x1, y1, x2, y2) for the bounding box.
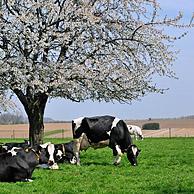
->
(20, 0, 194, 121)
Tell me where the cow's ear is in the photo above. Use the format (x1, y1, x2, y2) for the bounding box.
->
(38, 145, 42, 152)
(36, 145, 43, 153)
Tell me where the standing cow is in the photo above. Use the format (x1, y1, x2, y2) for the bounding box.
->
(127, 125, 144, 140)
(72, 115, 141, 166)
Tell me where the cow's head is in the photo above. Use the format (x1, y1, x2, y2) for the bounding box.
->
(36, 143, 57, 166)
(54, 143, 77, 164)
(126, 145, 141, 166)
(139, 134, 144, 140)
(54, 144, 65, 162)
(46, 143, 57, 166)
(33, 144, 48, 164)
(72, 117, 84, 138)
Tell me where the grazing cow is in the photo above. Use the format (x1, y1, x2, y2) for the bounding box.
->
(0, 147, 41, 182)
(72, 115, 141, 166)
(127, 125, 144, 140)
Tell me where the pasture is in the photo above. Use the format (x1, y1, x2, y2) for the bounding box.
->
(0, 137, 194, 194)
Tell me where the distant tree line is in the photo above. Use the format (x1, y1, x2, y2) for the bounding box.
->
(179, 115, 194, 119)
(0, 113, 26, 124)
(0, 113, 55, 124)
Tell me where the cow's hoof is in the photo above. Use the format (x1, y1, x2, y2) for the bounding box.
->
(113, 162, 120, 166)
(75, 160, 81, 166)
(49, 163, 59, 170)
(25, 178, 33, 182)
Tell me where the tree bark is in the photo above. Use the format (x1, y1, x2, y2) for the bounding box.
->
(13, 89, 48, 145)
(27, 95, 48, 145)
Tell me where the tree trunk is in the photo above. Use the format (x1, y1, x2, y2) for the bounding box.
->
(13, 89, 48, 145)
(27, 98, 47, 145)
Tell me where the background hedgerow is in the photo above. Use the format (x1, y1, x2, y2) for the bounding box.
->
(142, 123, 160, 130)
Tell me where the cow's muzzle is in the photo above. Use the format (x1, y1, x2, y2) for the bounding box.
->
(48, 160, 54, 166)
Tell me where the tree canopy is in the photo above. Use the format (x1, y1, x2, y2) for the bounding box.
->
(1, 0, 193, 103)
(0, 91, 15, 113)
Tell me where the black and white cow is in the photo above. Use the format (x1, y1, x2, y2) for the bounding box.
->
(127, 125, 144, 140)
(54, 137, 109, 164)
(0, 147, 41, 182)
(0, 141, 59, 170)
(35, 142, 59, 169)
(72, 115, 141, 166)
(1, 140, 30, 152)
(54, 142, 77, 164)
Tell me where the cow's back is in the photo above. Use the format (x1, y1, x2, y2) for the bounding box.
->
(0, 154, 30, 182)
(83, 116, 115, 142)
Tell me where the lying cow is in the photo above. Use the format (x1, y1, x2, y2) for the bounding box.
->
(53, 137, 109, 164)
(54, 142, 77, 164)
(0, 147, 42, 182)
(35, 142, 59, 170)
(1, 141, 59, 170)
(72, 115, 141, 166)
(1, 140, 30, 152)
(127, 125, 144, 140)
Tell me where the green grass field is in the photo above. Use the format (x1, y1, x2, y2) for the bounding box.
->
(0, 138, 194, 194)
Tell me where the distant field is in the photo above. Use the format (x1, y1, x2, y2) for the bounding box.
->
(0, 118, 193, 138)
(0, 123, 72, 138)
(128, 118, 194, 138)
(127, 118, 194, 129)
(0, 138, 194, 194)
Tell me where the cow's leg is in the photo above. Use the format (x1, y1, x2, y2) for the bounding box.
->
(91, 139, 109, 149)
(73, 135, 83, 165)
(111, 144, 123, 165)
(80, 133, 91, 151)
(113, 145, 123, 165)
(73, 139, 80, 165)
(110, 138, 122, 165)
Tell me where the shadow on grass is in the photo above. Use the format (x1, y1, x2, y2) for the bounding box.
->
(81, 161, 113, 166)
(149, 185, 194, 194)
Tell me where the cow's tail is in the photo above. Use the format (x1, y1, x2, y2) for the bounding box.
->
(72, 120, 76, 138)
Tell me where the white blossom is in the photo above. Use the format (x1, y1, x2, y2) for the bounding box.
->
(0, 0, 193, 103)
